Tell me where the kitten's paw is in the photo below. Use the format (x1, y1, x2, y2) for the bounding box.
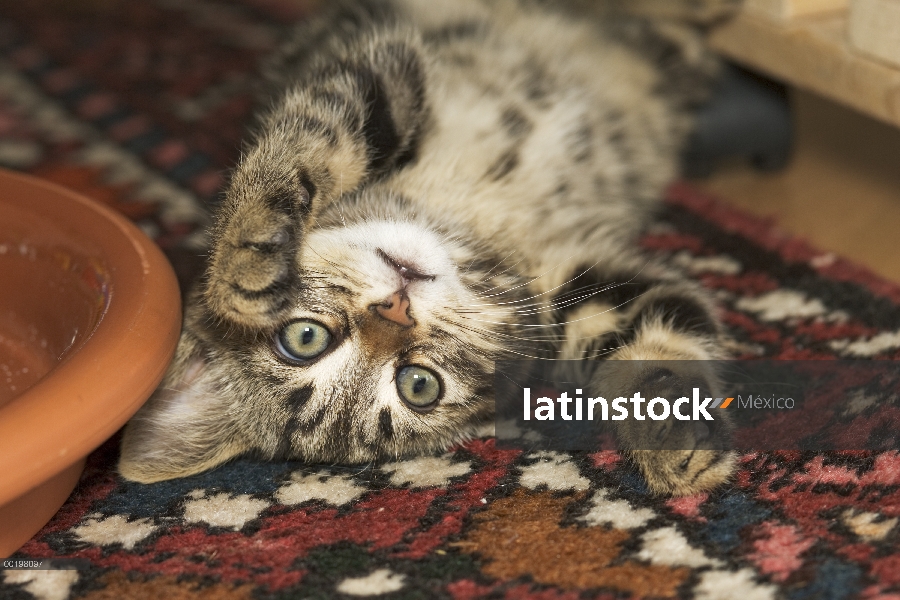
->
(602, 364, 735, 495)
(205, 199, 302, 328)
(631, 448, 736, 496)
(632, 367, 736, 495)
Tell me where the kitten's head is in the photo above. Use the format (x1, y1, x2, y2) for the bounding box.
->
(119, 193, 535, 483)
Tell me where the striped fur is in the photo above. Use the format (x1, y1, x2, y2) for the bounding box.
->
(120, 0, 738, 494)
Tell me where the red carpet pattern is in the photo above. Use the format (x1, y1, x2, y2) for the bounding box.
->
(2, 1, 900, 598)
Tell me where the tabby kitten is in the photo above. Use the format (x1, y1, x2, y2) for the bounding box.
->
(119, 0, 738, 495)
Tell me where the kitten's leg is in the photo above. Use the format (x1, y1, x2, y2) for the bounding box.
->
(598, 1, 743, 111)
(547, 263, 735, 495)
(204, 27, 428, 328)
(603, 0, 743, 25)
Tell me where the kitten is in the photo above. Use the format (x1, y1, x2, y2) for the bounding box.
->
(119, 0, 738, 495)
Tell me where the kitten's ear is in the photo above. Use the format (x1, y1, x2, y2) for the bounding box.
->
(118, 357, 249, 483)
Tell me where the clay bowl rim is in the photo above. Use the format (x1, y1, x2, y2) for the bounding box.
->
(0, 168, 182, 507)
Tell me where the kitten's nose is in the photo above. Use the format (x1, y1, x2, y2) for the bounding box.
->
(374, 291, 415, 328)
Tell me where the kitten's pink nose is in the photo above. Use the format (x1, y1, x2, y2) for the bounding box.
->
(374, 291, 415, 328)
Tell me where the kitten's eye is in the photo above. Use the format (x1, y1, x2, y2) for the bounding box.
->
(396, 366, 442, 409)
(276, 320, 332, 361)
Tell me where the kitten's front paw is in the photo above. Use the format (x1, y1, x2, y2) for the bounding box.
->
(205, 197, 302, 328)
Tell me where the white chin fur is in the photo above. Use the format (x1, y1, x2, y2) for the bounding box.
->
(303, 220, 468, 319)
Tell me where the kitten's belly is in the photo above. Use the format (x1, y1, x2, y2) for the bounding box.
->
(389, 98, 668, 289)
(382, 25, 679, 288)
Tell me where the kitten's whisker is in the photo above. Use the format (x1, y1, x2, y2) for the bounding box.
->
(461, 257, 479, 277)
(478, 249, 517, 281)
(450, 280, 593, 313)
(450, 296, 638, 328)
(443, 324, 555, 359)
(303, 237, 369, 281)
(470, 281, 618, 314)
(471, 255, 528, 292)
(469, 266, 648, 315)
(470, 255, 590, 302)
(442, 316, 564, 345)
(510, 283, 647, 317)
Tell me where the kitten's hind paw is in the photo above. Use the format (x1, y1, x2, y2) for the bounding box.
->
(632, 448, 736, 496)
(601, 364, 737, 495)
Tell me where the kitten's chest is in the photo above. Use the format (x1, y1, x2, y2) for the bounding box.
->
(367, 21, 673, 286)
(387, 69, 593, 242)
(381, 70, 644, 281)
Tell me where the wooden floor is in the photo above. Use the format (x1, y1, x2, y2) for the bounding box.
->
(692, 89, 900, 283)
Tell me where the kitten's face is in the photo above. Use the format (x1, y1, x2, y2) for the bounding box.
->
(119, 190, 536, 483)
(255, 219, 513, 460)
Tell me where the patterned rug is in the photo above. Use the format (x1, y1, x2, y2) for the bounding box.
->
(2, 1, 900, 598)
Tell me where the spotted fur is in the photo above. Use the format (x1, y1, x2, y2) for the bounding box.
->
(120, 0, 739, 494)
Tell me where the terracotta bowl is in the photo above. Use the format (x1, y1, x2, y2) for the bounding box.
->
(0, 169, 181, 557)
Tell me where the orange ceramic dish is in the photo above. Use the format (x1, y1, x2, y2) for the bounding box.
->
(0, 168, 181, 557)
